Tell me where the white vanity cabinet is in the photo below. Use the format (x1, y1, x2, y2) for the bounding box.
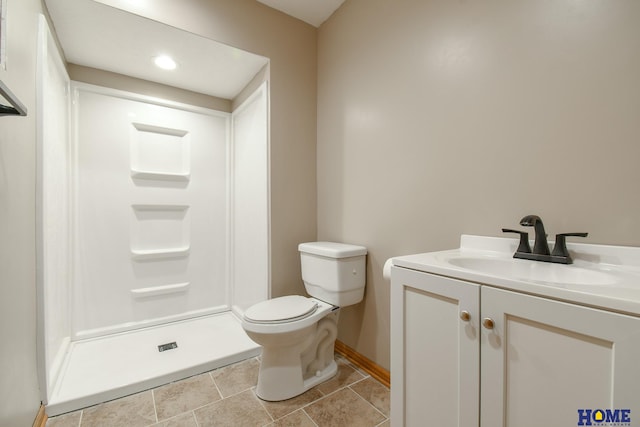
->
(391, 266, 640, 427)
(390, 266, 480, 427)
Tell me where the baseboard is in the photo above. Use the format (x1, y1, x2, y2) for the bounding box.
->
(334, 340, 390, 388)
(32, 404, 47, 427)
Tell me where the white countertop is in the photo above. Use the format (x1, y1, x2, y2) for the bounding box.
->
(392, 235, 640, 317)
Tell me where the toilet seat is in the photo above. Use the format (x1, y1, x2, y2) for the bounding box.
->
(244, 295, 318, 324)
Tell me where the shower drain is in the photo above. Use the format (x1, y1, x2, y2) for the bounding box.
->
(158, 342, 178, 352)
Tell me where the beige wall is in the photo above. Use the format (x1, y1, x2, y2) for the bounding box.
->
(318, 0, 640, 369)
(93, 0, 318, 299)
(0, 0, 45, 425)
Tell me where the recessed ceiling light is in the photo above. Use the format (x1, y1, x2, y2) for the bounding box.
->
(154, 55, 177, 70)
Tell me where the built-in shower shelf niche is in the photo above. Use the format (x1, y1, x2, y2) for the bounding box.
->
(130, 122, 190, 182)
(131, 282, 190, 298)
(131, 204, 190, 261)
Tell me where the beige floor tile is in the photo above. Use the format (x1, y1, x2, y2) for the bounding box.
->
(304, 388, 386, 427)
(350, 377, 390, 417)
(80, 391, 156, 427)
(210, 357, 260, 398)
(194, 389, 272, 427)
(46, 411, 82, 427)
(149, 411, 198, 427)
(268, 409, 316, 427)
(153, 373, 221, 421)
(46, 353, 391, 427)
(258, 387, 324, 420)
(315, 358, 366, 395)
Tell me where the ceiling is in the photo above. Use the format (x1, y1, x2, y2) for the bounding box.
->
(45, 0, 270, 100)
(256, 0, 346, 27)
(44, 0, 344, 100)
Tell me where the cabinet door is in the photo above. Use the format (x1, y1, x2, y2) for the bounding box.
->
(391, 267, 480, 427)
(481, 286, 640, 427)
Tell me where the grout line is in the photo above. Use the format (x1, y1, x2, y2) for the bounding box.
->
(253, 390, 275, 423)
(314, 363, 371, 400)
(146, 366, 234, 423)
(208, 358, 260, 399)
(255, 388, 320, 421)
(178, 401, 216, 416)
(151, 389, 159, 424)
(77, 410, 83, 427)
(254, 385, 341, 424)
(144, 411, 200, 427)
(347, 384, 389, 421)
(218, 384, 258, 400)
(263, 408, 319, 427)
(175, 383, 228, 415)
(302, 408, 320, 427)
(208, 371, 224, 400)
(169, 385, 253, 418)
(374, 418, 390, 427)
(349, 376, 371, 388)
(158, 401, 218, 425)
(305, 384, 347, 404)
(269, 401, 315, 421)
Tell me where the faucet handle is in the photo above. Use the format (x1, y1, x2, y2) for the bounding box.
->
(551, 232, 589, 258)
(502, 228, 532, 253)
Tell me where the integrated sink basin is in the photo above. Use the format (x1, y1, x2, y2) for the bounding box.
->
(391, 235, 640, 319)
(444, 255, 618, 286)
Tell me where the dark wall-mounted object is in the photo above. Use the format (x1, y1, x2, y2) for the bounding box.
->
(0, 79, 27, 117)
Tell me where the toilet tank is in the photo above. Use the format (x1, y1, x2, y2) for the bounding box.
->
(298, 242, 367, 307)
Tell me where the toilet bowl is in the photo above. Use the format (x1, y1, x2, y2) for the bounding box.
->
(241, 242, 367, 401)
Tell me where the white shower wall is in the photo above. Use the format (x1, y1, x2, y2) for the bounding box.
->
(72, 84, 231, 338)
(231, 82, 270, 314)
(36, 15, 72, 398)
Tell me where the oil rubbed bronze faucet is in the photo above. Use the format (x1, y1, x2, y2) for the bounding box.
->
(519, 214, 551, 255)
(503, 215, 588, 264)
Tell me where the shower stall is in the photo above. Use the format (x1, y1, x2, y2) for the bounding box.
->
(36, 16, 270, 415)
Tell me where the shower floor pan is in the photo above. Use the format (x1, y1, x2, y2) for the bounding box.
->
(46, 312, 260, 416)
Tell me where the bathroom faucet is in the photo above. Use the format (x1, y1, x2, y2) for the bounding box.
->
(519, 215, 550, 255)
(502, 214, 588, 264)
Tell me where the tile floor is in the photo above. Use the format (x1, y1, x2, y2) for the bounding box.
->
(46, 355, 390, 427)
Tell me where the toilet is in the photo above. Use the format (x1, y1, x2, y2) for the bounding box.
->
(241, 241, 367, 401)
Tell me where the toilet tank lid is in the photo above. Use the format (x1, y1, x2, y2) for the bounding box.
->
(298, 242, 367, 258)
